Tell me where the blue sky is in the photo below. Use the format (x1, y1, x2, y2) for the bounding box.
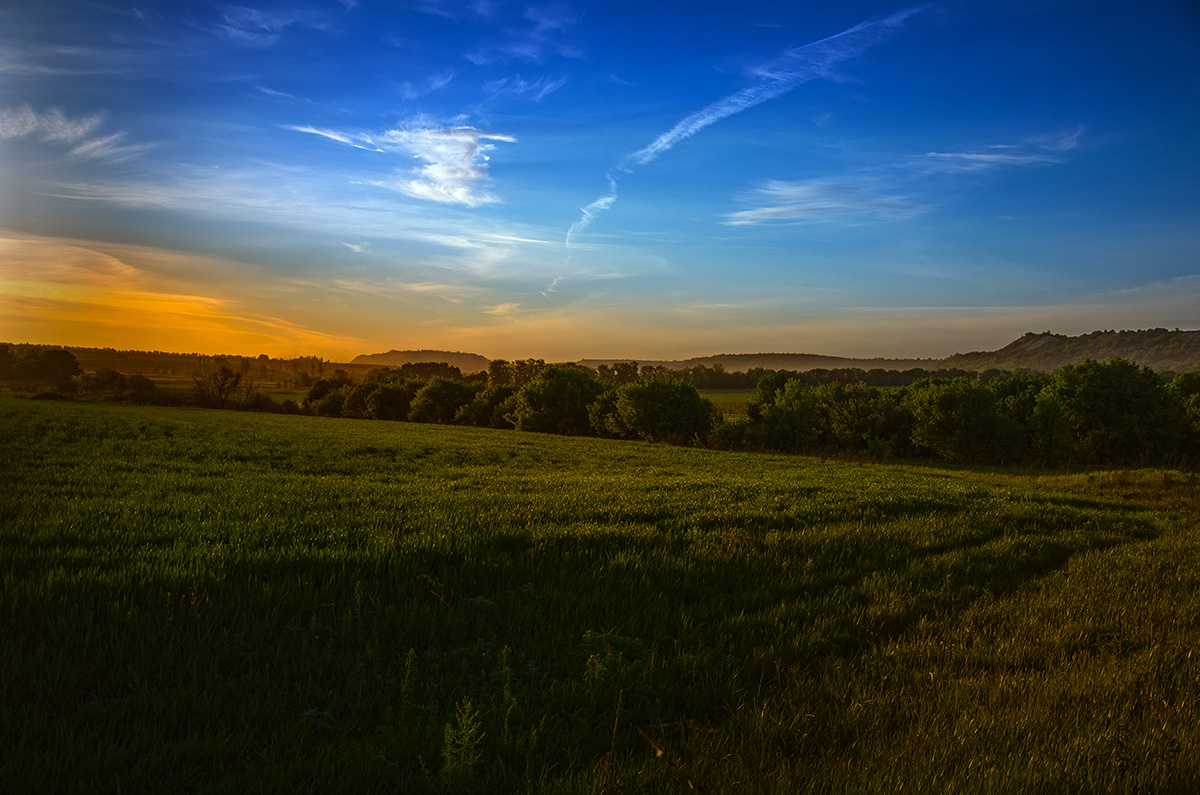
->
(2, 0, 1198, 361)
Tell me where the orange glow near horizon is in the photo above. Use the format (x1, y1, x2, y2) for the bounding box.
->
(5, 231, 1198, 365)
(0, 233, 374, 360)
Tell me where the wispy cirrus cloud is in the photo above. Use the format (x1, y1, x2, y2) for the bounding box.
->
(400, 71, 456, 101)
(288, 118, 516, 206)
(0, 105, 146, 161)
(920, 127, 1083, 173)
(483, 75, 567, 102)
(730, 127, 1085, 226)
(466, 5, 582, 64)
(567, 5, 927, 244)
(210, 5, 331, 46)
(725, 178, 919, 226)
(625, 5, 927, 169)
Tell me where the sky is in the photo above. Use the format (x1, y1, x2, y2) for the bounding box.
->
(2, 0, 1199, 362)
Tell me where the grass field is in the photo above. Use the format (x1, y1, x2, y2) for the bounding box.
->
(697, 388, 754, 415)
(3, 394, 1199, 793)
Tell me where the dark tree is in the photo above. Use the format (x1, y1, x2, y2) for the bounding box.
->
(905, 378, 1021, 462)
(590, 379, 713, 444)
(365, 381, 423, 421)
(506, 366, 603, 435)
(1045, 359, 1188, 464)
(16, 349, 82, 393)
(192, 361, 242, 409)
(455, 384, 518, 428)
(745, 378, 821, 453)
(0, 343, 16, 380)
(407, 378, 479, 424)
(304, 374, 354, 408)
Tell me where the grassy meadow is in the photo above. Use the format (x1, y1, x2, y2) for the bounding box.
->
(3, 394, 1199, 793)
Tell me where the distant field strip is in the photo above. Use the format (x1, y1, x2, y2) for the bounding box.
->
(2, 396, 1198, 793)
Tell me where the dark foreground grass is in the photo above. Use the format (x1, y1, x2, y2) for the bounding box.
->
(2, 395, 1199, 793)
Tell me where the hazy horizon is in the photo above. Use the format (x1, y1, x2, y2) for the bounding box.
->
(3, 1, 1198, 362)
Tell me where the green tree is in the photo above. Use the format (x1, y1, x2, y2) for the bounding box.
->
(506, 366, 603, 435)
(408, 378, 479, 424)
(591, 379, 713, 444)
(743, 378, 821, 453)
(906, 378, 1021, 462)
(1028, 390, 1074, 466)
(454, 384, 518, 428)
(1168, 372, 1200, 456)
(365, 381, 423, 421)
(312, 389, 346, 418)
(304, 374, 354, 409)
(1045, 359, 1187, 464)
(811, 381, 903, 452)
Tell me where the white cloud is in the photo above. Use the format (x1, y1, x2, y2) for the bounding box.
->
(725, 178, 918, 226)
(732, 126, 1085, 226)
(483, 75, 567, 102)
(290, 119, 516, 206)
(400, 71, 456, 101)
(921, 150, 1062, 172)
(484, 302, 522, 316)
(466, 5, 582, 64)
(1, 106, 99, 142)
(212, 6, 329, 46)
(920, 127, 1084, 173)
(568, 5, 927, 242)
(566, 173, 618, 246)
(625, 5, 927, 169)
(0, 105, 144, 161)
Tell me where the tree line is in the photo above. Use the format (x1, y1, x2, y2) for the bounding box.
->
(732, 361, 1200, 467)
(5, 343, 1198, 468)
(287, 357, 1200, 467)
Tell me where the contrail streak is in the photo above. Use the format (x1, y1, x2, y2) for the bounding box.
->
(565, 5, 927, 246)
(565, 172, 618, 247)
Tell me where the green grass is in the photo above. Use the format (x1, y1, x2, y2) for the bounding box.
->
(698, 388, 754, 415)
(2, 394, 1199, 793)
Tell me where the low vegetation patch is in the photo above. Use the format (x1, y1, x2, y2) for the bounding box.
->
(3, 396, 1199, 792)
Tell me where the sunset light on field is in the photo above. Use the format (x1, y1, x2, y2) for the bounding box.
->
(2, 1, 1198, 360)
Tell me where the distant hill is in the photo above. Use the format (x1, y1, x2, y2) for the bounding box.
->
(351, 349, 490, 373)
(578, 353, 939, 373)
(942, 329, 1200, 373)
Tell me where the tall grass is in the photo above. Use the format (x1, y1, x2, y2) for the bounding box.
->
(2, 395, 1198, 793)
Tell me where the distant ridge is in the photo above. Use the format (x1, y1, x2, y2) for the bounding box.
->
(578, 353, 938, 372)
(942, 328, 1200, 372)
(351, 349, 490, 373)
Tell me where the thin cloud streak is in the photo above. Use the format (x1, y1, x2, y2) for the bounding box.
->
(626, 4, 928, 167)
(725, 178, 918, 226)
(566, 173, 617, 246)
(919, 127, 1083, 173)
(567, 5, 927, 244)
(731, 127, 1084, 225)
